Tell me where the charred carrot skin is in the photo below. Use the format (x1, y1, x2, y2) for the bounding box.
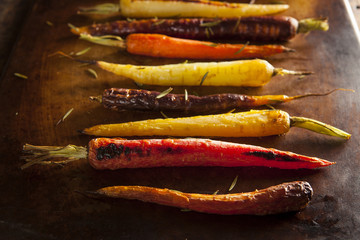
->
(88, 181, 313, 215)
(101, 88, 291, 112)
(73, 16, 298, 42)
(88, 138, 333, 170)
(125, 34, 291, 59)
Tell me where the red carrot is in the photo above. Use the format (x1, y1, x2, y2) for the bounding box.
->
(84, 181, 313, 215)
(22, 138, 334, 170)
(79, 33, 293, 59)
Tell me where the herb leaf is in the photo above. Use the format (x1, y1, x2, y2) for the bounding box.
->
(156, 87, 173, 99)
(14, 73, 28, 79)
(200, 72, 209, 86)
(153, 19, 166, 26)
(232, 18, 241, 33)
(87, 68, 98, 79)
(160, 111, 168, 119)
(228, 175, 238, 191)
(56, 108, 74, 126)
(75, 47, 91, 56)
(46, 21, 53, 26)
(200, 20, 222, 27)
(234, 41, 250, 55)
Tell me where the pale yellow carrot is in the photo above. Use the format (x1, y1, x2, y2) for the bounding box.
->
(78, 0, 289, 19)
(120, 0, 289, 18)
(96, 59, 308, 87)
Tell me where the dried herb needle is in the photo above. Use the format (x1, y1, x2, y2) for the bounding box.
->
(200, 72, 209, 86)
(229, 175, 238, 191)
(87, 68, 98, 79)
(156, 87, 173, 99)
(14, 73, 28, 79)
(56, 108, 74, 126)
(75, 47, 91, 56)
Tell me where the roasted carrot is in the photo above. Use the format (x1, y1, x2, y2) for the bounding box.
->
(71, 16, 329, 42)
(83, 181, 313, 215)
(81, 110, 351, 139)
(79, 33, 293, 59)
(78, 0, 289, 19)
(94, 59, 310, 87)
(92, 88, 344, 113)
(21, 138, 334, 170)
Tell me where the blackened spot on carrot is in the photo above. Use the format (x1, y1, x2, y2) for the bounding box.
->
(124, 147, 131, 155)
(124, 147, 131, 161)
(97, 143, 125, 161)
(96, 146, 105, 160)
(146, 148, 151, 157)
(244, 151, 299, 162)
(158, 146, 184, 154)
(116, 144, 124, 155)
(133, 147, 143, 156)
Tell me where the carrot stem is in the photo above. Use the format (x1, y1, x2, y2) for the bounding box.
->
(290, 117, 351, 139)
(21, 144, 87, 169)
(297, 18, 329, 34)
(78, 3, 121, 18)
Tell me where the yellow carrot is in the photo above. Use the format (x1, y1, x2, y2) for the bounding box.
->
(78, 0, 289, 19)
(81, 109, 351, 139)
(96, 59, 309, 87)
(120, 0, 289, 18)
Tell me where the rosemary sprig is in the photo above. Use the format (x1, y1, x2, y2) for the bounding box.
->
(160, 111, 168, 119)
(200, 20, 222, 28)
(14, 73, 28, 79)
(228, 175, 238, 191)
(200, 72, 209, 86)
(232, 18, 241, 33)
(87, 68, 98, 79)
(153, 19, 166, 26)
(234, 41, 250, 55)
(56, 108, 74, 126)
(46, 21, 53, 27)
(156, 87, 173, 99)
(207, 27, 214, 36)
(75, 47, 91, 56)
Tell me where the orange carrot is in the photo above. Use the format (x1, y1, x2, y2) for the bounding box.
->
(80, 33, 293, 59)
(84, 181, 313, 215)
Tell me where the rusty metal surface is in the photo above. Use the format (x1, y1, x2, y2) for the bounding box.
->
(0, 0, 359, 239)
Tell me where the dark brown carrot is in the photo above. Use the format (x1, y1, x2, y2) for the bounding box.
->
(21, 138, 334, 170)
(91, 88, 345, 113)
(80, 33, 293, 59)
(71, 16, 329, 42)
(83, 181, 313, 215)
